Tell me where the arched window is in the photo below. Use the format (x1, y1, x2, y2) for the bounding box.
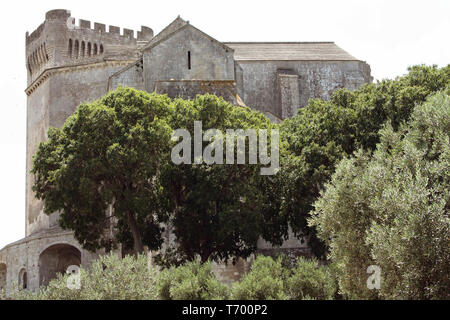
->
(44, 43, 49, 61)
(18, 268, 27, 290)
(68, 39, 73, 58)
(74, 40, 79, 59)
(99, 44, 104, 54)
(0, 263, 6, 290)
(81, 41, 86, 58)
(93, 44, 98, 55)
(33, 52, 37, 69)
(87, 42, 92, 57)
(39, 46, 44, 64)
(36, 49, 41, 65)
(39, 46, 43, 64)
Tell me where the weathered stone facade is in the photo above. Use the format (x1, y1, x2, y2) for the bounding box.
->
(0, 9, 372, 293)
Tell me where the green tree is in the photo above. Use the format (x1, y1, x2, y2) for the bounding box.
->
(309, 92, 450, 299)
(278, 65, 449, 258)
(32, 87, 173, 254)
(161, 94, 287, 263)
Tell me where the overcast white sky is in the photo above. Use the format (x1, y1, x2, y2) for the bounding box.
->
(0, 0, 448, 249)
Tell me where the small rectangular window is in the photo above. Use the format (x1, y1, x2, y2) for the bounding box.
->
(188, 51, 191, 70)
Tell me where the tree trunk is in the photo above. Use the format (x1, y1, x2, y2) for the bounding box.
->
(127, 211, 144, 254)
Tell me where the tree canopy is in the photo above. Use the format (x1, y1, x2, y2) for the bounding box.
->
(31, 64, 449, 282)
(32, 88, 286, 260)
(161, 95, 286, 263)
(277, 64, 450, 257)
(32, 88, 174, 254)
(310, 92, 450, 299)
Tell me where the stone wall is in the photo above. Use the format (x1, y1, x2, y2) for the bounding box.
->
(154, 80, 238, 104)
(237, 60, 372, 119)
(26, 62, 134, 236)
(26, 9, 151, 85)
(1, 10, 375, 294)
(0, 229, 99, 292)
(108, 60, 144, 91)
(143, 25, 235, 92)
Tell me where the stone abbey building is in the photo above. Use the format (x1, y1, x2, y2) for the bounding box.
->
(0, 9, 372, 292)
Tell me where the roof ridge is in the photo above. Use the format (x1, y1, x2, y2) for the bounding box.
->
(223, 41, 335, 44)
(144, 22, 233, 53)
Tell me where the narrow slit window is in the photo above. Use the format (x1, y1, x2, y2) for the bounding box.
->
(81, 41, 85, 58)
(188, 51, 191, 70)
(74, 40, 79, 59)
(68, 39, 73, 58)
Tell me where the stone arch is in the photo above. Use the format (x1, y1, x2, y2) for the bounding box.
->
(0, 263, 6, 290)
(99, 44, 104, 54)
(18, 268, 27, 290)
(87, 42, 92, 57)
(93, 43, 98, 55)
(38, 243, 81, 287)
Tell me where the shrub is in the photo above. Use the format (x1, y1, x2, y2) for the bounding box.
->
(157, 260, 229, 300)
(285, 258, 337, 300)
(231, 255, 287, 300)
(9, 253, 159, 300)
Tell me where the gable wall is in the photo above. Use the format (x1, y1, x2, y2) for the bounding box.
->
(143, 27, 235, 93)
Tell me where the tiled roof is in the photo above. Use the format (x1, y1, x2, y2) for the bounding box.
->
(224, 42, 358, 61)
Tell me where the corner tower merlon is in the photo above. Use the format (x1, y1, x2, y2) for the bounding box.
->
(26, 9, 72, 84)
(138, 26, 154, 41)
(45, 9, 71, 21)
(25, 9, 154, 85)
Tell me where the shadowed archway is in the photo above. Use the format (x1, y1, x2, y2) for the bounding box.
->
(38, 244, 81, 287)
(18, 268, 27, 289)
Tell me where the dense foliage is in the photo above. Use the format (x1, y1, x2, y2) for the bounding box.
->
(32, 88, 286, 261)
(27, 65, 449, 300)
(310, 92, 450, 299)
(162, 95, 286, 263)
(3, 255, 337, 301)
(32, 88, 174, 254)
(278, 65, 449, 257)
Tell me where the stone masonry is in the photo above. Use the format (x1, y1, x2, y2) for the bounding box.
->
(0, 9, 372, 292)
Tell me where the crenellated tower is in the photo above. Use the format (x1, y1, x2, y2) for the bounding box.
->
(25, 9, 154, 236)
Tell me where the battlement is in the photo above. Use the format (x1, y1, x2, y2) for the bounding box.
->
(26, 9, 153, 45)
(66, 17, 154, 41)
(25, 9, 154, 83)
